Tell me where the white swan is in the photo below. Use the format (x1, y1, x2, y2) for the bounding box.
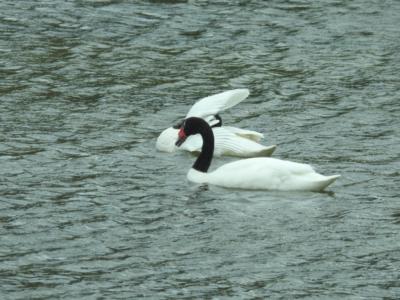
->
(156, 89, 276, 157)
(175, 117, 340, 191)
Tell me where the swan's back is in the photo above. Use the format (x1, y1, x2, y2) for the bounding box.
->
(213, 128, 275, 157)
(206, 157, 339, 191)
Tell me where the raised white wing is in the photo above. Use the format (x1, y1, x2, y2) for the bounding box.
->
(186, 89, 249, 119)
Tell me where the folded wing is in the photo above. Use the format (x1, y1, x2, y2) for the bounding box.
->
(213, 127, 275, 157)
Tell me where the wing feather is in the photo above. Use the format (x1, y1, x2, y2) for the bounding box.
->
(186, 89, 249, 119)
(224, 126, 264, 142)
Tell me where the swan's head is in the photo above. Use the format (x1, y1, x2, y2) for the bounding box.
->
(156, 127, 179, 152)
(175, 117, 208, 147)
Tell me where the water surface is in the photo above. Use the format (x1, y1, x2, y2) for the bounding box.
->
(1, 0, 400, 299)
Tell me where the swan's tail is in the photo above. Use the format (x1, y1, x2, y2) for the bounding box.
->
(258, 145, 277, 157)
(315, 174, 340, 191)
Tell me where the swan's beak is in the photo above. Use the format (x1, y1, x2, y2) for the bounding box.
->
(175, 128, 187, 147)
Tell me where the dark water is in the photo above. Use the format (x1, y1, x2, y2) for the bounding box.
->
(1, 0, 400, 299)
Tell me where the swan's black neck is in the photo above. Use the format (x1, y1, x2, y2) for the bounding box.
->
(191, 119, 214, 173)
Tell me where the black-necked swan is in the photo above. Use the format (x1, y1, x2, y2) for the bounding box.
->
(156, 89, 276, 157)
(175, 117, 340, 191)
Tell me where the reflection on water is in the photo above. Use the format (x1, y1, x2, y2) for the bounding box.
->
(1, 0, 400, 298)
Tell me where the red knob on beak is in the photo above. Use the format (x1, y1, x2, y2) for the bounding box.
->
(176, 128, 187, 147)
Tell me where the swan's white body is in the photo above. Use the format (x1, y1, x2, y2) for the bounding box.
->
(156, 89, 276, 157)
(176, 117, 339, 192)
(187, 157, 340, 191)
(157, 126, 276, 157)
